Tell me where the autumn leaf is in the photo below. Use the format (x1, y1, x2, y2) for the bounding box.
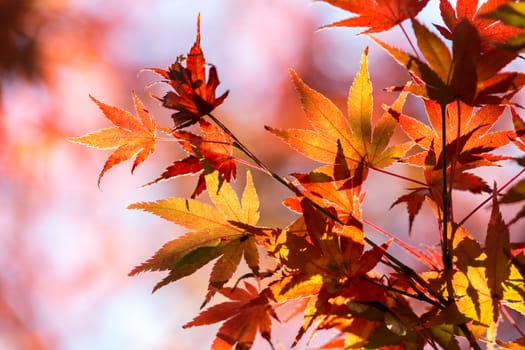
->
(510, 107, 525, 154)
(505, 109, 525, 222)
(319, 0, 429, 33)
(437, 0, 525, 52)
(148, 15, 228, 129)
(485, 186, 511, 303)
(372, 18, 525, 105)
(389, 100, 509, 227)
(396, 100, 510, 170)
(496, 336, 525, 350)
(183, 282, 277, 350)
(389, 188, 428, 233)
(500, 169, 525, 225)
(128, 171, 259, 300)
(68, 92, 157, 186)
(452, 226, 507, 339)
(266, 200, 393, 348)
(267, 49, 411, 177)
(500, 108, 525, 240)
(418, 229, 497, 341)
(144, 119, 236, 198)
(481, 1, 525, 29)
(288, 161, 366, 226)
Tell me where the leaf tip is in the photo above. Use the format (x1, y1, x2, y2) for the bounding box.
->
(196, 13, 201, 43)
(288, 68, 301, 86)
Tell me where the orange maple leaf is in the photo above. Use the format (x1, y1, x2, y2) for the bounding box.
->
(183, 282, 277, 350)
(320, 0, 429, 33)
(267, 49, 411, 177)
(148, 15, 228, 129)
(389, 99, 511, 228)
(395, 100, 511, 171)
(69, 92, 157, 186)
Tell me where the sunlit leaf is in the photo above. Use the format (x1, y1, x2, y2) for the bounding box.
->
(438, 0, 525, 51)
(68, 92, 157, 186)
(481, 2, 525, 28)
(485, 187, 511, 302)
(267, 49, 411, 176)
(128, 171, 260, 298)
(144, 119, 236, 198)
(148, 15, 228, 129)
(372, 18, 524, 105)
(452, 227, 497, 338)
(183, 282, 276, 350)
(319, 0, 429, 33)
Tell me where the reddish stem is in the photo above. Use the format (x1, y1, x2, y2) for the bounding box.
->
(501, 303, 525, 337)
(458, 167, 525, 227)
(399, 22, 420, 59)
(370, 166, 427, 187)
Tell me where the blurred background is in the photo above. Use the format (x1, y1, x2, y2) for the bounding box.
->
(0, 0, 523, 349)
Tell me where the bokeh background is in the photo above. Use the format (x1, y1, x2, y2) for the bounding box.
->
(1, 1, 523, 349)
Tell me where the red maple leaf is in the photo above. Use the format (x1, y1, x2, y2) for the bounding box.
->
(373, 18, 525, 106)
(320, 0, 429, 33)
(144, 119, 236, 198)
(436, 0, 525, 52)
(148, 15, 228, 129)
(183, 283, 277, 350)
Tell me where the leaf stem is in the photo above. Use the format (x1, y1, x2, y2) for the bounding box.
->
(398, 22, 420, 59)
(206, 113, 303, 197)
(361, 276, 441, 307)
(501, 303, 525, 337)
(370, 166, 427, 187)
(440, 103, 452, 271)
(447, 99, 461, 258)
(458, 167, 525, 227)
(206, 112, 455, 314)
(363, 218, 438, 269)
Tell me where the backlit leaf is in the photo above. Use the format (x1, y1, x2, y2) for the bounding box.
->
(373, 18, 525, 105)
(69, 92, 157, 186)
(485, 186, 511, 302)
(128, 171, 260, 297)
(412, 20, 452, 83)
(481, 2, 525, 28)
(268, 49, 411, 177)
(438, 0, 525, 51)
(319, 0, 429, 33)
(183, 283, 276, 350)
(144, 119, 236, 198)
(148, 15, 228, 129)
(452, 227, 497, 337)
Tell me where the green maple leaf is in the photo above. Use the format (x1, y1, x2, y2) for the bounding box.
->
(128, 171, 260, 303)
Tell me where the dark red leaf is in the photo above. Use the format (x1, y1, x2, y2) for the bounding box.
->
(148, 15, 228, 129)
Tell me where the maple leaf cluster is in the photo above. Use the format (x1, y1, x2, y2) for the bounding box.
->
(71, 1, 525, 349)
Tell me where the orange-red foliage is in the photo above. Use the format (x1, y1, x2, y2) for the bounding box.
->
(71, 1, 525, 349)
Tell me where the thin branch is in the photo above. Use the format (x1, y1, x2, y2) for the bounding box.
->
(501, 303, 525, 337)
(361, 276, 442, 307)
(370, 166, 427, 187)
(398, 22, 420, 59)
(458, 167, 525, 227)
(206, 112, 434, 296)
(440, 103, 452, 270)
